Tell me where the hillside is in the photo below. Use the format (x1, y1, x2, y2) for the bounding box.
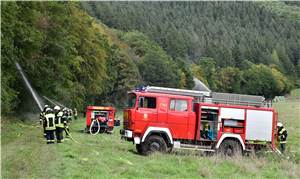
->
(1, 1, 297, 114)
(82, 2, 300, 75)
(81, 2, 300, 95)
(2, 89, 300, 178)
(1, 2, 300, 178)
(1, 2, 195, 114)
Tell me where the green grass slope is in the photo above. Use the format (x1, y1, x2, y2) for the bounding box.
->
(2, 90, 300, 178)
(272, 89, 300, 162)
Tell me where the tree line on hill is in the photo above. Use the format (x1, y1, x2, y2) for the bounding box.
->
(81, 1, 299, 84)
(1, 1, 297, 114)
(82, 1, 299, 76)
(1, 2, 136, 113)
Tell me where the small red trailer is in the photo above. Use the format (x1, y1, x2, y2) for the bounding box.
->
(86, 106, 119, 134)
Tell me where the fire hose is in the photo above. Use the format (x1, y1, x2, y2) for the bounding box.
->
(63, 126, 103, 146)
(89, 118, 100, 135)
(64, 127, 81, 144)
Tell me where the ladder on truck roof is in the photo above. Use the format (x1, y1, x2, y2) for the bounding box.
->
(211, 92, 265, 107)
(145, 86, 210, 99)
(142, 86, 265, 107)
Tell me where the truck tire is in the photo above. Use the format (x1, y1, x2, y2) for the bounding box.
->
(218, 139, 242, 157)
(136, 144, 144, 154)
(167, 146, 173, 153)
(144, 135, 167, 155)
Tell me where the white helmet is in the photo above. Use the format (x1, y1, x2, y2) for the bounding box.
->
(45, 108, 53, 113)
(54, 105, 61, 111)
(277, 122, 283, 127)
(43, 105, 50, 112)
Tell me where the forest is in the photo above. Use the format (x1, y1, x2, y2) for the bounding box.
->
(82, 2, 300, 76)
(82, 1, 299, 89)
(2, 1, 299, 114)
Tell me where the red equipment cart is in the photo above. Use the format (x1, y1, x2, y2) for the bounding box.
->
(86, 106, 119, 134)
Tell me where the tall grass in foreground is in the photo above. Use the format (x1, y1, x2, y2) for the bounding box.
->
(1, 89, 300, 178)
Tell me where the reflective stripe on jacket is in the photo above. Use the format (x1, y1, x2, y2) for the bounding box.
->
(40, 112, 45, 120)
(279, 128, 286, 135)
(278, 127, 288, 142)
(55, 111, 64, 128)
(45, 113, 56, 130)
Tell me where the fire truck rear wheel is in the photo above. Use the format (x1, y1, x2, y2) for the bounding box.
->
(218, 139, 242, 157)
(144, 135, 167, 155)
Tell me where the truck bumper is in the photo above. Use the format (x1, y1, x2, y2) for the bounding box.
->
(120, 129, 133, 138)
(120, 129, 141, 144)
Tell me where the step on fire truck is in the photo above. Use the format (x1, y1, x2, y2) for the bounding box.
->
(120, 86, 279, 156)
(86, 106, 120, 135)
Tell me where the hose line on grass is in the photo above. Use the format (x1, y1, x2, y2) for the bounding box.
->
(89, 119, 100, 135)
(64, 128, 100, 147)
(64, 128, 81, 144)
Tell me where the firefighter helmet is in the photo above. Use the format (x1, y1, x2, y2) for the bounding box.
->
(277, 122, 283, 127)
(45, 108, 53, 113)
(54, 105, 61, 111)
(43, 105, 49, 111)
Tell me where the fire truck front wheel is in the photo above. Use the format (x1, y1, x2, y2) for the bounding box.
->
(136, 144, 144, 154)
(218, 139, 242, 157)
(142, 135, 167, 155)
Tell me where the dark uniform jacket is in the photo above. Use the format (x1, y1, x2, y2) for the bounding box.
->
(44, 113, 56, 130)
(278, 127, 288, 143)
(55, 111, 64, 128)
(62, 111, 68, 126)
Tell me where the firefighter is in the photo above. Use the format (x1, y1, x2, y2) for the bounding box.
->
(73, 108, 78, 120)
(201, 122, 210, 139)
(63, 108, 69, 122)
(40, 105, 49, 138)
(62, 108, 70, 137)
(66, 108, 72, 123)
(69, 109, 73, 122)
(277, 122, 288, 153)
(204, 123, 210, 139)
(54, 106, 64, 143)
(44, 108, 56, 144)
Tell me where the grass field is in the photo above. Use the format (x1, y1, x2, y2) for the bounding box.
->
(1, 90, 300, 178)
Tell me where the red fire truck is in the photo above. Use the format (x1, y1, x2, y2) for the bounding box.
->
(86, 106, 119, 134)
(120, 86, 278, 156)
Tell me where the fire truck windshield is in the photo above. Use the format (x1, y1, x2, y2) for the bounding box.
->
(127, 93, 136, 108)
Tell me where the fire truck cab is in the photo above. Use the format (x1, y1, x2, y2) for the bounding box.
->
(120, 86, 278, 156)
